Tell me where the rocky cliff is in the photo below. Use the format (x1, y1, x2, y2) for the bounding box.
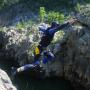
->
(0, 5, 90, 90)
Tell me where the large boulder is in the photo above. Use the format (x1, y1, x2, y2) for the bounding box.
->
(0, 69, 17, 90)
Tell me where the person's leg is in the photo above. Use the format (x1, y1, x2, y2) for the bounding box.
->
(48, 51, 54, 58)
(34, 54, 40, 62)
(42, 55, 54, 64)
(42, 51, 55, 65)
(11, 64, 37, 76)
(42, 57, 48, 64)
(33, 60, 40, 65)
(16, 64, 36, 73)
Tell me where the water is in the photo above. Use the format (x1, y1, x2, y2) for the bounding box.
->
(0, 58, 74, 90)
(14, 76, 74, 90)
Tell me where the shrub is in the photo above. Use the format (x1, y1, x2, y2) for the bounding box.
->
(16, 20, 35, 30)
(39, 7, 65, 24)
(75, 3, 81, 12)
(46, 11, 65, 24)
(16, 22, 25, 29)
(39, 7, 46, 22)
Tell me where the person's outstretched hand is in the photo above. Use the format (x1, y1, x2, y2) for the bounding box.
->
(68, 18, 77, 24)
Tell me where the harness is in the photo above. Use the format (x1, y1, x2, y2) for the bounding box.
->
(35, 47, 40, 55)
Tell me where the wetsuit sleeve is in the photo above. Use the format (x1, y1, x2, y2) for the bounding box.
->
(39, 29, 46, 33)
(49, 22, 69, 35)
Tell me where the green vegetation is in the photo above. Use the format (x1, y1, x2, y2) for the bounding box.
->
(0, 27, 3, 32)
(39, 7, 46, 22)
(0, 0, 89, 29)
(52, 30, 65, 43)
(15, 6, 66, 30)
(46, 11, 65, 23)
(39, 7, 65, 24)
(16, 20, 35, 30)
(75, 3, 81, 12)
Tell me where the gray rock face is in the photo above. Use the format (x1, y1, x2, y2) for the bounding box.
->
(0, 5, 90, 89)
(0, 69, 17, 90)
(76, 4, 90, 28)
(61, 27, 90, 88)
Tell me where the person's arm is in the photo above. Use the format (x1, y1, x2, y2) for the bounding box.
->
(39, 28, 46, 33)
(49, 18, 77, 34)
(57, 22, 70, 30)
(49, 22, 69, 35)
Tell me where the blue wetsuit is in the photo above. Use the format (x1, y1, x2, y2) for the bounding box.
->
(34, 22, 69, 63)
(15, 51, 54, 74)
(39, 22, 69, 47)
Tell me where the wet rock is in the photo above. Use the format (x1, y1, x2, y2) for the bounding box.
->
(0, 69, 17, 90)
(40, 23, 90, 89)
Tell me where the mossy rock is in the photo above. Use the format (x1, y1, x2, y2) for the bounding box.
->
(76, 5, 90, 27)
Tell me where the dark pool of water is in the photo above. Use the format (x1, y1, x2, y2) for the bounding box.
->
(14, 75, 74, 90)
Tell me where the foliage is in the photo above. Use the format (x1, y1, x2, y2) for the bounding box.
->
(46, 11, 65, 24)
(75, 3, 81, 12)
(52, 30, 65, 43)
(39, 7, 46, 22)
(16, 6, 65, 29)
(16, 20, 35, 30)
(0, 27, 3, 32)
(39, 7, 65, 24)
